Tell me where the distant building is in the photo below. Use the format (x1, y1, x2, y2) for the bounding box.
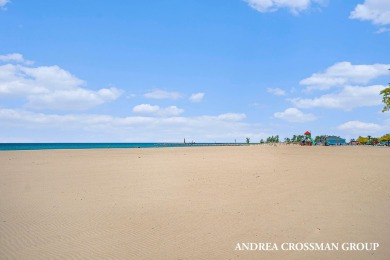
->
(325, 136, 346, 145)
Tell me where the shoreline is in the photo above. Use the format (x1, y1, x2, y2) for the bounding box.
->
(0, 142, 247, 151)
(1, 142, 388, 151)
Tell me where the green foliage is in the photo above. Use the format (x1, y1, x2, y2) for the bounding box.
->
(380, 69, 390, 112)
(266, 135, 279, 143)
(380, 134, 390, 142)
(315, 135, 326, 142)
(291, 135, 297, 142)
(355, 134, 390, 145)
(260, 139, 264, 144)
(380, 87, 390, 112)
(287, 134, 305, 143)
(357, 136, 368, 144)
(296, 135, 304, 142)
(246, 137, 250, 144)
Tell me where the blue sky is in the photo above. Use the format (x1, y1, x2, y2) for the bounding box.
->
(1, 0, 390, 142)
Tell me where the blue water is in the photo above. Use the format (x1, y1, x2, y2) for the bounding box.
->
(0, 143, 242, 151)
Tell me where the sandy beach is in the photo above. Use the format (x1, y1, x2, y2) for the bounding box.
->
(0, 145, 389, 259)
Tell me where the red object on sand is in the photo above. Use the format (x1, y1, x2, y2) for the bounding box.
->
(304, 131, 311, 135)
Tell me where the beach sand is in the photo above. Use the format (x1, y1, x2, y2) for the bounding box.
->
(0, 145, 389, 259)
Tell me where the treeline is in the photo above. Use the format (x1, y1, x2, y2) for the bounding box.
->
(259, 135, 326, 144)
(250, 133, 390, 144)
(258, 135, 280, 143)
(355, 134, 390, 145)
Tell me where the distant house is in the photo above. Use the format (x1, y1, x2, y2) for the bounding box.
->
(325, 136, 346, 145)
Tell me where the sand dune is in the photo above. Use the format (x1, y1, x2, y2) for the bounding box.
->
(0, 145, 389, 259)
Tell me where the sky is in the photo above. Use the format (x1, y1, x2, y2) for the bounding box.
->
(1, 0, 390, 143)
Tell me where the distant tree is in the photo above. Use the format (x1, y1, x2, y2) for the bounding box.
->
(380, 134, 390, 145)
(246, 137, 250, 144)
(260, 139, 264, 144)
(380, 69, 390, 112)
(357, 136, 368, 144)
(367, 135, 372, 145)
(315, 135, 326, 143)
(265, 135, 279, 143)
(291, 135, 297, 143)
(284, 137, 291, 143)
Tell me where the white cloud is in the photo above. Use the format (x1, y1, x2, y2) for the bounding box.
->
(144, 89, 182, 100)
(0, 64, 83, 96)
(26, 87, 121, 110)
(97, 87, 122, 100)
(350, 0, 390, 25)
(189, 92, 205, 102)
(300, 62, 390, 91)
(338, 120, 382, 134)
(0, 108, 255, 142)
(0, 62, 122, 110)
(291, 85, 385, 110)
(132, 104, 184, 116)
(158, 106, 184, 116)
(267, 87, 286, 96)
(133, 104, 160, 114)
(375, 27, 390, 34)
(216, 113, 246, 121)
(244, 0, 325, 14)
(273, 108, 317, 122)
(0, 53, 33, 65)
(0, 0, 10, 8)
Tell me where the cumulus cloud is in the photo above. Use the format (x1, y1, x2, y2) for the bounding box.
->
(273, 108, 317, 122)
(132, 104, 160, 114)
(189, 92, 205, 102)
(338, 120, 382, 134)
(0, 108, 148, 128)
(132, 104, 184, 116)
(26, 87, 121, 110)
(0, 60, 122, 110)
(0, 108, 254, 142)
(291, 85, 385, 110)
(267, 87, 286, 96)
(349, 0, 390, 25)
(244, 0, 325, 14)
(144, 89, 182, 100)
(158, 106, 184, 116)
(216, 113, 246, 121)
(300, 62, 390, 91)
(0, 0, 10, 8)
(0, 53, 33, 65)
(0, 110, 246, 127)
